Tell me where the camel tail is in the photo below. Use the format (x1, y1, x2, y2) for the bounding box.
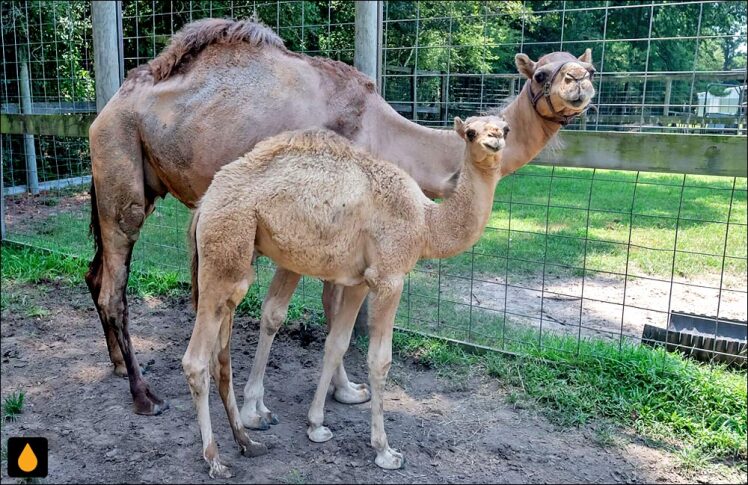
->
(188, 208, 201, 310)
(86, 183, 103, 288)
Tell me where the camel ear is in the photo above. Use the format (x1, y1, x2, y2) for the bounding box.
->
(515, 53, 536, 79)
(578, 48, 592, 63)
(454, 117, 466, 139)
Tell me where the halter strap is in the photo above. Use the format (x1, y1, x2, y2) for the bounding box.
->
(525, 61, 593, 126)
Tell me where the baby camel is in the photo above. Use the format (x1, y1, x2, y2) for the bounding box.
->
(185, 115, 508, 478)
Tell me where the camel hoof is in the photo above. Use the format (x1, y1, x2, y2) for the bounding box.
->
(307, 425, 333, 443)
(208, 460, 232, 479)
(375, 447, 404, 470)
(134, 399, 169, 416)
(113, 364, 145, 377)
(266, 413, 279, 426)
(242, 413, 270, 430)
(333, 382, 371, 404)
(242, 440, 268, 457)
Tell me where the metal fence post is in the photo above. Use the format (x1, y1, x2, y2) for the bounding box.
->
(1, 143, 5, 240)
(353, 0, 382, 337)
(20, 60, 39, 195)
(92, 0, 123, 112)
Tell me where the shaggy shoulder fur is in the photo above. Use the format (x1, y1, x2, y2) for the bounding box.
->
(149, 18, 285, 82)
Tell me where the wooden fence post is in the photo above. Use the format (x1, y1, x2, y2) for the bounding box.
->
(92, 1, 123, 112)
(353, 0, 382, 337)
(20, 60, 39, 195)
(354, 1, 380, 88)
(664, 78, 673, 116)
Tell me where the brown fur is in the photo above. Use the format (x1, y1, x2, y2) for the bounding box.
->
(87, 15, 595, 418)
(149, 18, 284, 82)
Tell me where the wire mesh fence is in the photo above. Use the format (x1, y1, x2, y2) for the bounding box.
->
(1, 1, 746, 367)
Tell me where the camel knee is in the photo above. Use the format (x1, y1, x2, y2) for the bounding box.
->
(99, 295, 126, 326)
(182, 355, 209, 391)
(260, 303, 287, 335)
(117, 203, 145, 242)
(367, 357, 392, 381)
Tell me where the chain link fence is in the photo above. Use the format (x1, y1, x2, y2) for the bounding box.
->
(2, 1, 746, 366)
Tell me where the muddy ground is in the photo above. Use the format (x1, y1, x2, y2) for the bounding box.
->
(1, 280, 742, 484)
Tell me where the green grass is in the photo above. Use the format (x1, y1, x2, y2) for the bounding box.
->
(5, 168, 744, 350)
(6, 168, 745, 282)
(3, 168, 745, 346)
(382, 330, 747, 469)
(2, 391, 25, 421)
(0, 244, 188, 298)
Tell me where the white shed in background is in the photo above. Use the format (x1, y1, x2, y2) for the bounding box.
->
(696, 85, 744, 116)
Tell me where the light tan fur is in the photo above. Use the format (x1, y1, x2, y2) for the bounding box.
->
(185, 116, 508, 477)
(86, 16, 595, 418)
(238, 49, 597, 429)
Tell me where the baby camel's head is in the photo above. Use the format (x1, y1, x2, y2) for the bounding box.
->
(454, 115, 509, 171)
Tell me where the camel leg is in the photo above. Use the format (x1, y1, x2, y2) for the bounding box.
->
(87, 244, 127, 376)
(322, 281, 371, 404)
(88, 193, 166, 415)
(86, 115, 167, 412)
(184, 271, 266, 479)
(210, 312, 268, 458)
(307, 283, 370, 443)
(241, 267, 301, 430)
(367, 278, 404, 470)
(86, 190, 157, 378)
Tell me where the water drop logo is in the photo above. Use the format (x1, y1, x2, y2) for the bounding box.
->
(18, 443, 38, 472)
(7, 437, 48, 478)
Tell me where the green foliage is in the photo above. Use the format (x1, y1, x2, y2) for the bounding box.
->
(2, 391, 25, 421)
(1, 1, 94, 102)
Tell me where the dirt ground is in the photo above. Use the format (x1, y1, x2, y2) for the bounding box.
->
(463, 272, 747, 343)
(1, 281, 743, 484)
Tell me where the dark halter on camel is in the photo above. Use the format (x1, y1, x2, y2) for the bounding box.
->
(526, 60, 594, 126)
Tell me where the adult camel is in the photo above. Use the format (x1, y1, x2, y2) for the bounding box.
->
(86, 18, 595, 415)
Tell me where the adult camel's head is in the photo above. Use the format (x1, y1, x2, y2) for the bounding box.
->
(515, 49, 596, 125)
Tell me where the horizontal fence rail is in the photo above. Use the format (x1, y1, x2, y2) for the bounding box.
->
(3, 115, 745, 177)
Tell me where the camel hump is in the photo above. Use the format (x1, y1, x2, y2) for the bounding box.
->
(149, 18, 285, 82)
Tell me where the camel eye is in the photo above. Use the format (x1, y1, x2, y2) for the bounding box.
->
(534, 71, 547, 83)
(503, 126, 510, 137)
(587, 67, 596, 78)
(466, 129, 476, 141)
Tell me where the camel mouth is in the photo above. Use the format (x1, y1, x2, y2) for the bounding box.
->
(482, 141, 503, 152)
(566, 97, 588, 108)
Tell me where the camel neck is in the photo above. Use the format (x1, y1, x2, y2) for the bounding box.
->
(360, 99, 464, 198)
(499, 83, 562, 176)
(422, 155, 502, 260)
